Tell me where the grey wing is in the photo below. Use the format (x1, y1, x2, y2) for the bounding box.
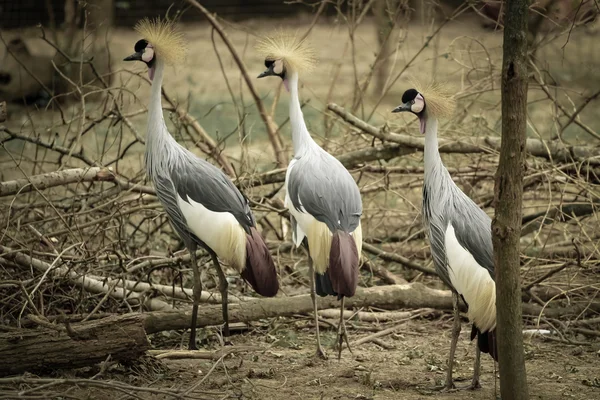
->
(451, 195, 495, 277)
(288, 155, 362, 233)
(170, 157, 255, 231)
(154, 173, 199, 250)
(426, 212, 454, 290)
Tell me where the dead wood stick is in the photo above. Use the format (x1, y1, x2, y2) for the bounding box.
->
(349, 311, 431, 347)
(570, 327, 600, 338)
(111, 276, 254, 303)
(186, 0, 286, 168)
(362, 242, 436, 275)
(0, 167, 114, 197)
(363, 258, 408, 285)
(0, 101, 6, 122)
(318, 308, 415, 322)
(0, 314, 149, 376)
(0, 245, 173, 311)
(327, 103, 600, 165)
(148, 346, 262, 360)
(523, 262, 573, 291)
(0, 376, 185, 398)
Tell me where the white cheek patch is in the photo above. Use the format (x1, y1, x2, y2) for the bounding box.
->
(142, 47, 154, 63)
(411, 94, 424, 113)
(411, 101, 424, 113)
(273, 60, 283, 75)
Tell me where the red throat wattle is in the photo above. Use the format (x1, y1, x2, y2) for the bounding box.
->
(148, 66, 155, 81)
(283, 78, 289, 92)
(419, 116, 426, 134)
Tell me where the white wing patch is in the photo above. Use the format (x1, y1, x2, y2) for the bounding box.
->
(177, 195, 246, 272)
(445, 223, 496, 332)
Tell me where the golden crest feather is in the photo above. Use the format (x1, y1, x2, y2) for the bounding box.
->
(255, 31, 316, 73)
(409, 77, 456, 120)
(134, 18, 187, 65)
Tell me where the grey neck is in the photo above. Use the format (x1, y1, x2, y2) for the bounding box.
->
(288, 71, 315, 157)
(423, 113, 442, 177)
(146, 59, 177, 174)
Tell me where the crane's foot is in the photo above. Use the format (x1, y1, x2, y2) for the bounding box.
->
(188, 336, 199, 351)
(427, 380, 480, 392)
(466, 380, 482, 390)
(315, 344, 328, 360)
(424, 379, 455, 392)
(336, 322, 353, 361)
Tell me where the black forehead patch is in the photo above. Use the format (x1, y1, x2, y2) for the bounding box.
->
(264, 59, 275, 68)
(134, 39, 149, 53)
(401, 88, 419, 103)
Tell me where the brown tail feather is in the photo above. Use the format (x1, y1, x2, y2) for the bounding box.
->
(471, 325, 498, 362)
(241, 227, 279, 297)
(328, 230, 359, 297)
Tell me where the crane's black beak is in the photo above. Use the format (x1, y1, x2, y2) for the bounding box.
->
(123, 51, 143, 62)
(257, 66, 275, 79)
(391, 102, 411, 113)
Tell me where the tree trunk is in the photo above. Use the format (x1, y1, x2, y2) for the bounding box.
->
(373, 0, 395, 96)
(0, 314, 149, 377)
(0, 101, 6, 122)
(493, 0, 530, 397)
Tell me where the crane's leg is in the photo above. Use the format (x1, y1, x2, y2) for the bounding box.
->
(469, 345, 481, 390)
(308, 257, 327, 359)
(210, 251, 230, 338)
(336, 296, 352, 361)
(189, 251, 202, 350)
(444, 290, 461, 391)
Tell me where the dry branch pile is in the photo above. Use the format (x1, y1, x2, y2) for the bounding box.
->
(0, 0, 599, 385)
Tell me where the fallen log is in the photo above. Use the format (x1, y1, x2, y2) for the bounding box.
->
(142, 283, 451, 333)
(0, 314, 149, 376)
(141, 283, 595, 334)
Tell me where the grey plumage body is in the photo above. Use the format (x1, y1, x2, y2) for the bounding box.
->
(287, 147, 362, 235)
(393, 86, 497, 388)
(147, 135, 255, 249)
(280, 70, 363, 359)
(146, 60, 255, 251)
(139, 57, 278, 347)
(283, 72, 363, 277)
(422, 122, 494, 288)
(420, 113, 497, 390)
(423, 116, 497, 334)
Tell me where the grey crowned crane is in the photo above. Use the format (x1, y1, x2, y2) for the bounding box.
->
(123, 18, 279, 349)
(256, 33, 363, 360)
(392, 82, 497, 389)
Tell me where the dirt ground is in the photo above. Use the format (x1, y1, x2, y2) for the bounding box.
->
(12, 317, 596, 400)
(147, 320, 600, 400)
